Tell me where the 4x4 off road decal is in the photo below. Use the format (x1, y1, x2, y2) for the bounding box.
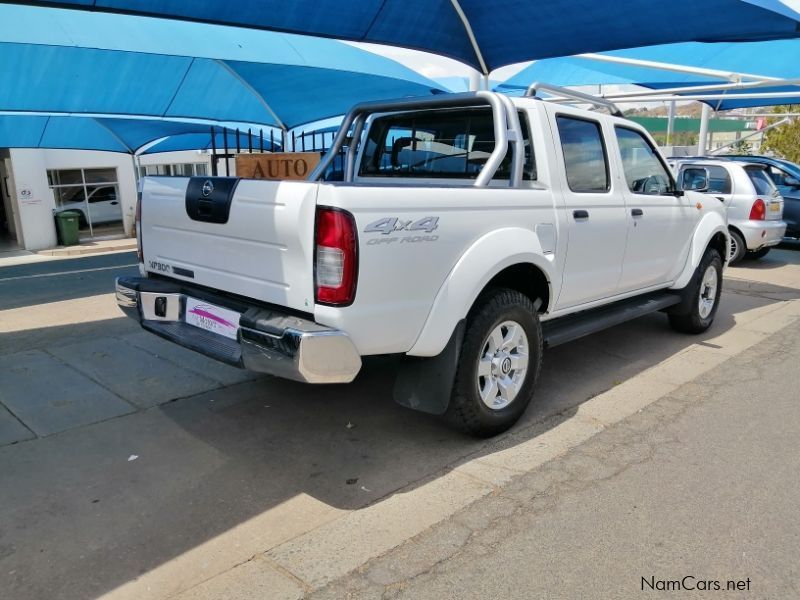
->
(364, 216, 439, 245)
(364, 216, 439, 235)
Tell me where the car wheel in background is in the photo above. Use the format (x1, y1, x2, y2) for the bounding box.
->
(728, 229, 746, 265)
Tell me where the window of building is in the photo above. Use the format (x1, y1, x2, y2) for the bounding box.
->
(137, 162, 208, 178)
(556, 116, 609, 193)
(47, 168, 122, 239)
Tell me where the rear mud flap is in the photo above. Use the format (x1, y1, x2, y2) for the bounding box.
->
(393, 320, 465, 415)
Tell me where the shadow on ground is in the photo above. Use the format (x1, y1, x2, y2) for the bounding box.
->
(2, 271, 798, 599)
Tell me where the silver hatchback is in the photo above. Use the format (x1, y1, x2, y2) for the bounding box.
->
(673, 159, 786, 264)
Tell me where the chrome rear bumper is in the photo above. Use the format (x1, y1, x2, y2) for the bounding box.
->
(115, 277, 361, 384)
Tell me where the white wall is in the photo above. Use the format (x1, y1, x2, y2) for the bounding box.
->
(5, 148, 211, 251)
(8, 149, 59, 250)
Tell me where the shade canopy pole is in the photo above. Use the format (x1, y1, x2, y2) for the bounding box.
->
(450, 0, 489, 75)
(698, 104, 711, 155)
(666, 101, 676, 147)
(579, 53, 780, 83)
(593, 91, 800, 103)
(709, 117, 791, 154)
(602, 77, 800, 100)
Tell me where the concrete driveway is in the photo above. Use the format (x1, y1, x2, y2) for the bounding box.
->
(1, 246, 799, 599)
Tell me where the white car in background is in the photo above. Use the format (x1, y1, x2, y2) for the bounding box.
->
(673, 159, 786, 264)
(53, 185, 122, 225)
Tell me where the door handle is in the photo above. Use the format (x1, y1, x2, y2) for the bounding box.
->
(631, 208, 643, 217)
(110, 201, 119, 205)
(573, 209, 589, 220)
(715, 196, 725, 202)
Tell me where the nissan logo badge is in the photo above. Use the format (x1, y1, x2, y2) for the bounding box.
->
(201, 180, 214, 197)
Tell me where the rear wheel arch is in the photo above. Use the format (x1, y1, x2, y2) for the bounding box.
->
(475, 262, 551, 315)
(408, 229, 555, 358)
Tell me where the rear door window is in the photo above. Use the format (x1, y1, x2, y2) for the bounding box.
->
(556, 116, 609, 193)
(706, 166, 732, 194)
(358, 108, 535, 180)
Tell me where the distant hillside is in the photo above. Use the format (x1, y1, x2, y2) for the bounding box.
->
(623, 103, 704, 118)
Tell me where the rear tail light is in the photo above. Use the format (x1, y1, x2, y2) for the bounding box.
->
(749, 198, 766, 221)
(315, 207, 358, 306)
(135, 189, 143, 262)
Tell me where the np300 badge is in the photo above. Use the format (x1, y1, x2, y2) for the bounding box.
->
(148, 260, 172, 273)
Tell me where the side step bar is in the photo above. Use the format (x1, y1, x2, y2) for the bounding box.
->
(542, 292, 681, 348)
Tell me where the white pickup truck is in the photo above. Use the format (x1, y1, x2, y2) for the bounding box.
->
(116, 85, 729, 437)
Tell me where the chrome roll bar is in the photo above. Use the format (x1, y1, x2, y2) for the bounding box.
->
(308, 91, 523, 188)
(525, 82, 623, 117)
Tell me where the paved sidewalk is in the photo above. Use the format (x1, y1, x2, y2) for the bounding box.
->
(311, 319, 800, 600)
(37, 237, 137, 257)
(1, 248, 798, 600)
(0, 238, 136, 268)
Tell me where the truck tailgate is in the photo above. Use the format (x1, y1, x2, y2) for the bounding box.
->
(140, 176, 318, 312)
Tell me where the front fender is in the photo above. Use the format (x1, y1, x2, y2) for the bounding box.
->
(408, 227, 555, 357)
(670, 209, 729, 291)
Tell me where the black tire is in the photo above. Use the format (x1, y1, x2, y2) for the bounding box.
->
(728, 229, 746, 265)
(668, 247, 723, 334)
(746, 247, 771, 260)
(446, 288, 542, 438)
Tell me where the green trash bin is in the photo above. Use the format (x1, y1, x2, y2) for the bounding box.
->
(54, 210, 81, 246)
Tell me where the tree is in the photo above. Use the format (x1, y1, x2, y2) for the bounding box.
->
(729, 139, 752, 155)
(761, 105, 800, 162)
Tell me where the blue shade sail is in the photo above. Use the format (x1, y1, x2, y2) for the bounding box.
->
(499, 40, 800, 109)
(6, 0, 800, 71)
(0, 5, 444, 132)
(0, 115, 277, 154)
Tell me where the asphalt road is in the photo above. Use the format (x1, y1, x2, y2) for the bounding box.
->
(1, 248, 798, 599)
(0, 251, 138, 311)
(313, 319, 800, 600)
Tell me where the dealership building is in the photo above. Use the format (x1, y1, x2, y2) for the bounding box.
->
(1, 148, 212, 252)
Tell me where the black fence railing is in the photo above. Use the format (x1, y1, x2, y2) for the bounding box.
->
(209, 126, 345, 178)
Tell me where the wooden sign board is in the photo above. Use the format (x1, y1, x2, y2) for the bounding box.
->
(236, 152, 322, 180)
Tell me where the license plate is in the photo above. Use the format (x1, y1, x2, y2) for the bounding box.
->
(185, 297, 240, 340)
(770, 202, 781, 212)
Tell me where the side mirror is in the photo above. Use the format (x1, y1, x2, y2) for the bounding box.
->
(680, 167, 710, 192)
(784, 175, 800, 188)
